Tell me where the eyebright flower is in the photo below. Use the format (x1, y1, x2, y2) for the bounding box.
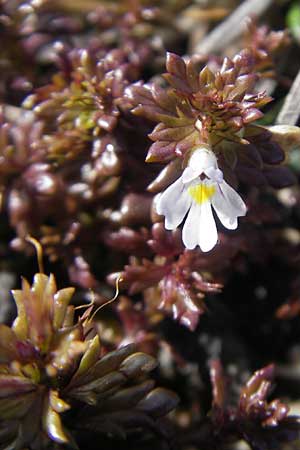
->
(156, 147, 247, 252)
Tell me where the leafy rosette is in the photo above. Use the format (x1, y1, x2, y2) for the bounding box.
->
(0, 272, 178, 449)
(0, 111, 44, 182)
(31, 47, 137, 138)
(108, 224, 222, 331)
(127, 51, 272, 163)
(179, 361, 300, 450)
(243, 20, 290, 78)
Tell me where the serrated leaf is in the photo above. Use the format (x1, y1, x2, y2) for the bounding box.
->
(69, 344, 136, 388)
(101, 380, 155, 411)
(119, 352, 157, 378)
(53, 287, 75, 330)
(137, 388, 179, 418)
(43, 400, 69, 444)
(71, 335, 100, 381)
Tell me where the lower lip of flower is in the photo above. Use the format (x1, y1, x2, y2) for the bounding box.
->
(187, 183, 216, 204)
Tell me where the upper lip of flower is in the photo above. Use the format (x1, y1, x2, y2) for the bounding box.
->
(156, 146, 247, 252)
(182, 147, 224, 184)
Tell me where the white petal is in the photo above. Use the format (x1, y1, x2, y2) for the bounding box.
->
(212, 186, 238, 230)
(182, 202, 200, 249)
(205, 166, 223, 183)
(188, 146, 218, 173)
(220, 181, 247, 216)
(212, 181, 246, 230)
(182, 167, 199, 184)
(156, 177, 192, 230)
(156, 177, 182, 215)
(182, 199, 218, 252)
(198, 200, 218, 252)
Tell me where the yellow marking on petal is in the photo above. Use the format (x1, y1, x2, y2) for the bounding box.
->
(188, 183, 216, 204)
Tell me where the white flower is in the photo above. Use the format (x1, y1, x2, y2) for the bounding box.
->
(156, 146, 247, 252)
